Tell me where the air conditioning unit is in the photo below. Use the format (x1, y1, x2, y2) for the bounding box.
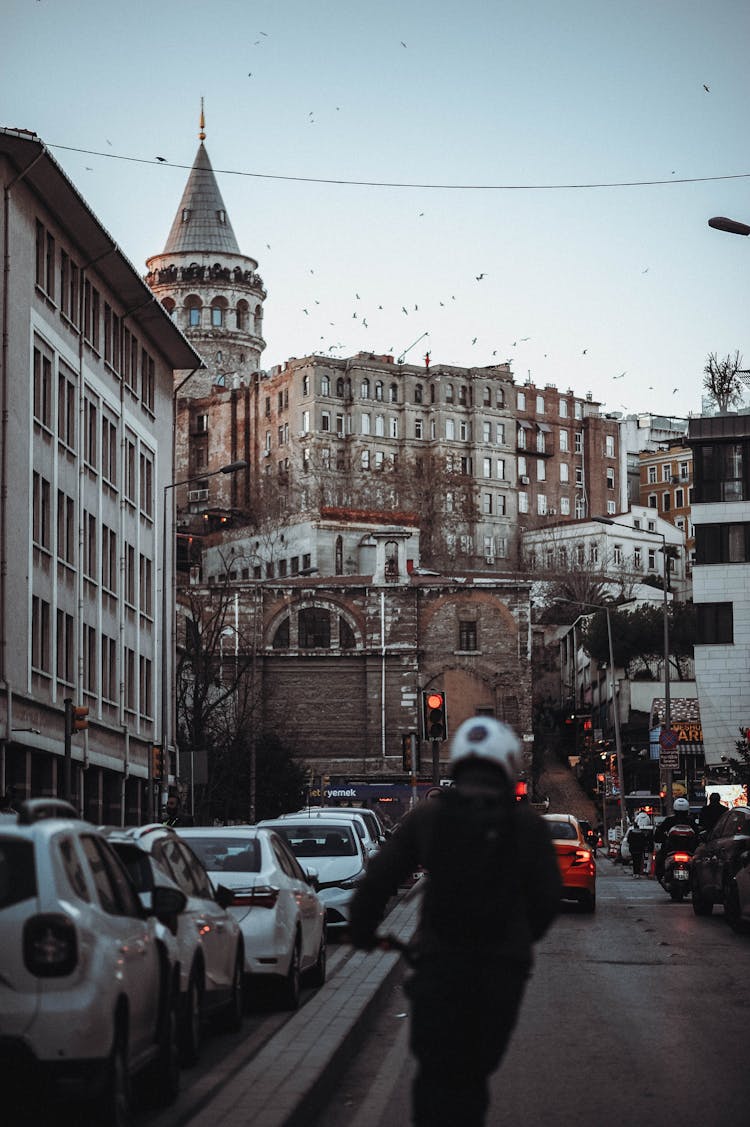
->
(520, 475, 530, 485)
(188, 488, 208, 502)
(485, 555, 495, 565)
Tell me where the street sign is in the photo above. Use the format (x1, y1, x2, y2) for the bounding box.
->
(659, 727, 679, 751)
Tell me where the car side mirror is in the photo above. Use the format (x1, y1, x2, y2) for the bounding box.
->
(304, 866, 319, 890)
(215, 884, 235, 910)
(150, 886, 187, 933)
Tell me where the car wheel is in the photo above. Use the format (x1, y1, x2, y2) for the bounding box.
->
(217, 949, 244, 1033)
(142, 972, 180, 1107)
(692, 886, 713, 916)
(90, 1019, 130, 1127)
(279, 935, 301, 1010)
(306, 928, 327, 988)
(724, 880, 748, 933)
(180, 967, 203, 1066)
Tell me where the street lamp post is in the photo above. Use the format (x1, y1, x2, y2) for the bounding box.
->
(158, 459, 246, 824)
(248, 566, 317, 824)
(592, 516, 674, 815)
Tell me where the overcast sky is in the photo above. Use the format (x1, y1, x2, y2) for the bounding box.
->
(5, 0, 749, 418)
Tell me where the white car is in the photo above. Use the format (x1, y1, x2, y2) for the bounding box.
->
(258, 818, 368, 930)
(0, 799, 185, 1122)
(175, 825, 326, 1010)
(280, 807, 385, 857)
(103, 824, 245, 1064)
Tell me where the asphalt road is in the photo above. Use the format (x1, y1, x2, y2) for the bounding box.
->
(310, 859, 750, 1127)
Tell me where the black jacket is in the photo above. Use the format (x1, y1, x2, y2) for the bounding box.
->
(349, 781, 561, 964)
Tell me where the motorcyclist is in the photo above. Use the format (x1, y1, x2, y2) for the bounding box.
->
(348, 716, 562, 1127)
(698, 791, 725, 833)
(654, 797, 697, 881)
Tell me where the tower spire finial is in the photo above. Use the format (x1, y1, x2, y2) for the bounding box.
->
(199, 98, 206, 142)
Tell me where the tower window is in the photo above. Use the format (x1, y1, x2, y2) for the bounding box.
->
(181, 209, 191, 223)
(217, 209, 226, 223)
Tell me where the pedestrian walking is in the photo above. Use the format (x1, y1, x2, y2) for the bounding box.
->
(349, 716, 561, 1127)
(625, 813, 650, 877)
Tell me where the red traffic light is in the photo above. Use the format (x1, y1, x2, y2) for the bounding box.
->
(514, 781, 528, 801)
(72, 706, 89, 733)
(422, 690, 448, 741)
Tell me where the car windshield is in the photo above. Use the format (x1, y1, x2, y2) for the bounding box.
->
(547, 821, 579, 841)
(270, 824, 358, 857)
(180, 836, 261, 873)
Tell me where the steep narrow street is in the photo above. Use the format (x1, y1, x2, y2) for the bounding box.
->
(535, 748, 600, 823)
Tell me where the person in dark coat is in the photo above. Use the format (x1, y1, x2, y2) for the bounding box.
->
(698, 791, 725, 834)
(348, 716, 562, 1127)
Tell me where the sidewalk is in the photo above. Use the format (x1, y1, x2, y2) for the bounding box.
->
(183, 891, 421, 1127)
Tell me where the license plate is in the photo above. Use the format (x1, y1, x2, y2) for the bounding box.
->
(675, 869, 689, 880)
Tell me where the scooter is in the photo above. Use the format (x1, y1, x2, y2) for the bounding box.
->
(658, 825, 698, 901)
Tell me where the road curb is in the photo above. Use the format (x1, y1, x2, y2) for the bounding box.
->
(182, 893, 419, 1127)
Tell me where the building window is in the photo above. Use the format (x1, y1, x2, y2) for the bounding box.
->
(301, 410, 310, 433)
(695, 522, 750, 564)
(695, 442, 745, 503)
(483, 492, 493, 514)
(517, 391, 525, 410)
(375, 381, 384, 401)
(321, 411, 331, 432)
(496, 422, 505, 445)
(574, 432, 583, 454)
(519, 492, 529, 514)
(662, 464, 672, 482)
(139, 451, 154, 518)
(559, 429, 569, 453)
(340, 617, 356, 649)
(57, 491, 74, 565)
(633, 546, 642, 569)
(613, 544, 623, 566)
(32, 473, 51, 550)
(517, 426, 526, 450)
(560, 463, 569, 483)
(663, 492, 671, 511)
(560, 496, 570, 515)
(56, 610, 74, 685)
(139, 554, 152, 616)
(336, 414, 345, 437)
(607, 468, 615, 489)
(483, 457, 492, 478)
(496, 459, 505, 480)
(360, 379, 370, 399)
(696, 602, 733, 644)
(575, 466, 583, 485)
(675, 487, 684, 507)
(211, 304, 223, 327)
(607, 500, 616, 514)
(648, 493, 657, 508)
(536, 395, 545, 414)
(537, 494, 547, 515)
(31, 596, 51, 674)
(482, 421, 492, 443)
(559, 399, 568, 418)
(101, 525, 117, 593)
(537, 460, 546, 482)
(446, 418, 455, 440)
(361, 449, 370, 469)
(459, 420, 469, 441)
(445, 384, 454, 403)
(361, 413, 371, 435)
(483, 387, 492, 407)
(390, 383, 398, 403)
(321, 374, 330, 395)
(606, 435, 615, 458)
(415, 418, 424, 439)
(459, 620, 478, 651)
(102, 416, 118, 485)
(589, 542, 599, 564)
(299, 607, 331, 648)
(375, 415, 384, 437)
(33, 344, 53, 430)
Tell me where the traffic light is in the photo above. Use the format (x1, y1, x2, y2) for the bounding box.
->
(422, 690, 448, 742)
(151, 746, 165, 780)
(514, 780, 528, 802)
(402, 733, 421, 772)
(65, 700, 89, 737)
(72, 706, 89, 733)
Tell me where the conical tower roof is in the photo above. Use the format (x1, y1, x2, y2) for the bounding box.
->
(162, 142, 240, 256)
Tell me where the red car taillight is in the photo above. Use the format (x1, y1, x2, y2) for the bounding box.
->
(23, 913, 77, 977)
(571, 849, 593, 867)
(672, 852, 691, 864)
(231, 885, 279, 909)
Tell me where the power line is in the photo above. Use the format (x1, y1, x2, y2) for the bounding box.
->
(47, 142, 750, 192)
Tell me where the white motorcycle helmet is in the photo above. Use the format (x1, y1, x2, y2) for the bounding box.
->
(636, 813, 652, 829)
(449, 717, 521, 783)
(673, 797, 690, 813)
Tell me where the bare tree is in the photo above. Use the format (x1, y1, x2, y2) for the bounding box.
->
(703, 350, 745, 413)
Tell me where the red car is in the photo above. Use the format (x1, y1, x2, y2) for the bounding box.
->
(543, 814, 597, 913)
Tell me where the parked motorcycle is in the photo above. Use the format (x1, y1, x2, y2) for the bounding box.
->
(658, 824, 698, 901)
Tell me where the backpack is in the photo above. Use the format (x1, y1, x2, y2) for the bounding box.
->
(421, 789, 518, 944)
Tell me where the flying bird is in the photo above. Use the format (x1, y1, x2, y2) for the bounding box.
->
(642, 267, 650, 273)
(703, 83, 710, 92)
(582, 349, 588, 354)
(155, 156, 167, 162)
(303, 309, 309, 315)
(475, 273, 486, 280)
(472, 337, 478, 345)
(401, 40, 407, 47)
(402, 306, 408, 314)
(612, 372, 626, 379)
(105, 139, 112, 146)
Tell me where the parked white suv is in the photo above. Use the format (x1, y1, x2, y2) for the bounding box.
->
(0, 799, 185, 1123)
(102, 823, 245, 1065)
